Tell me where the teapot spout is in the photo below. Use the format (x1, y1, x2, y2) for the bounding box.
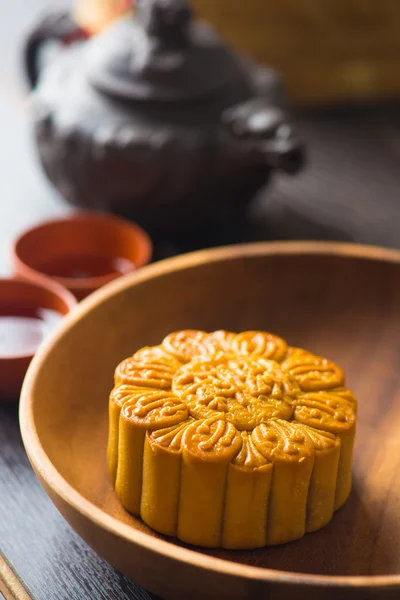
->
(259, 138, 305, 174)
(222, 99, 305, 175)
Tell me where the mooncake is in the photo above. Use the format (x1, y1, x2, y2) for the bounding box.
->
(108, 330, 357, 548)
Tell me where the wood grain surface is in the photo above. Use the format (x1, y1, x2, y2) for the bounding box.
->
(0, 554, 31, 600)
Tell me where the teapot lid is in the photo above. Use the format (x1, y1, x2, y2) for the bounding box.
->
(86, 0, 247, 103)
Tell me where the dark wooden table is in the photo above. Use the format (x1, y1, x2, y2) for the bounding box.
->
(1, 2, 400, 599)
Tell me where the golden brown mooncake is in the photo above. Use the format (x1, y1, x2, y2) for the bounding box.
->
(108, 330, 357, 549)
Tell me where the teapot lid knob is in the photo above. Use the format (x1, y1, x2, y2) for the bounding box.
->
(86, 0, 247, 103)
(137, 0, 192, 47)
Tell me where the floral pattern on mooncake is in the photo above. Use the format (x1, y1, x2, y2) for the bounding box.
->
(108, 330, 357, 548)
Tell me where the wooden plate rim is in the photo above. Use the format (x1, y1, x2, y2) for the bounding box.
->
(19, 241, 400, 591)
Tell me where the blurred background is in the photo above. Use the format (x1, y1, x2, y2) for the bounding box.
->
(1, 0, 400, 275)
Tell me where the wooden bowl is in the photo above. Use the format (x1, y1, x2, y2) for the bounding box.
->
(12, 211, 152, 301)
(19, 242, 400, 599)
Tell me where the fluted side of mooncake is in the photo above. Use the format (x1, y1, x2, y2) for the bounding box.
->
(108, 330, 357, 548)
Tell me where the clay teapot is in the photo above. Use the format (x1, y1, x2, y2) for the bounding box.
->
(24, 0, 305, 243)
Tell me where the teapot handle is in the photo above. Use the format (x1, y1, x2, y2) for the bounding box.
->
(24, 11, 88, 88)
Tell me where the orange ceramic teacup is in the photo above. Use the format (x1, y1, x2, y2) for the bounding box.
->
(12, 211, 152, 301)
(0, 277, 76, 399)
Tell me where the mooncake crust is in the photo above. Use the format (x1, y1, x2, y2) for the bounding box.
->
(108, 330, 357, 548)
